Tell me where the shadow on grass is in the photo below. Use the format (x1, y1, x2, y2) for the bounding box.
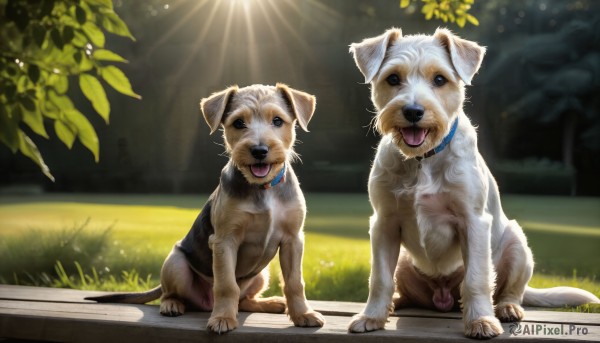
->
(0, 222, 163, 289)
(0, 220, 110, 285)
(526, 230, 600, 278)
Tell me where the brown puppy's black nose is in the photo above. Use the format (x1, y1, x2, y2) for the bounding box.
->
(251, 145, 269, 160)
(403, 104, 424, 123)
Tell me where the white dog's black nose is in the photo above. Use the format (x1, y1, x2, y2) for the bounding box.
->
(251, 145, 269, 160)
(403, 104, 424, 123)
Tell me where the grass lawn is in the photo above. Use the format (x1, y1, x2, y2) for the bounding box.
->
(0, 193, 598, 311)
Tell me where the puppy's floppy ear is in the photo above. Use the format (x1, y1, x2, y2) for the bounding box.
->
(434, 28, 486, 86)
(277, 83, 316, 132)
(349, 28, 402, 83)
(200, 86, 238, 134)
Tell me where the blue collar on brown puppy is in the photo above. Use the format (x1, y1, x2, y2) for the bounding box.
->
(416, 117, 459, 163)
(262, 164, 286, 190)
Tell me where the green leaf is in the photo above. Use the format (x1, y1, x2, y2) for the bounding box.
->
(74, 51, 83, 64)
(466, 14, 479, 26)
(54, 120, 76, 149)
(101, 11, 135, 41)
(18, 131, 55, 181)
(28, 64, 40, 83)
(72, 30, 89, 48)
(100, 65, 141, 99)
(456, 16, 466, 28)
(422, 2, 437, 15)
(0, 106, 20, 153)
(92, 49, 128, 62)
(400, 0, 411, 8)
(18, 95, 36, 112)
(64, 109, 100, 162)
(79, 73, 110, 123)
(84, 0, 113, 9)
(62, 26, 75, 44)
(82, 22, 105, 47)
(77, 53, 94, 73)
(50, 28, 64, 49)
(32, 24, 46, 48)
(41, 96, 59, 119)
(48, 89, 75, 109)
(48, 74, 69, 94)
(22, 105, 49, 139)
(75, 5, 87, 25)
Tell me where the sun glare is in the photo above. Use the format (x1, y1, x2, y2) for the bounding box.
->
(158, 0, 340, 171)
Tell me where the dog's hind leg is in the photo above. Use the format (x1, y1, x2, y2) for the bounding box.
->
(238, 268, 286, 313)
(159, 247, 198, 316)
(493, 220, 533, 322)
(394, 252, 433, 310)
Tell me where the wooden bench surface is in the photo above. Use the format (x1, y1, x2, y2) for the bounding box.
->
(0, 284, 598, 342)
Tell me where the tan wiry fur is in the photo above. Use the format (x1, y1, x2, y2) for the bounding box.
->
(347, 28, 599, 339)
(86, 84, 324, 334)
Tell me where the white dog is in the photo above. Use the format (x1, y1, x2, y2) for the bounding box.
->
(347, 27, 599, 339)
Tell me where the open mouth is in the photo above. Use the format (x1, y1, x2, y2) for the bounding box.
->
(250, 163, 271, 178)
(400, 127, 429, 147)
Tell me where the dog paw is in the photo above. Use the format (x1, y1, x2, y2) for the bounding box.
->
(464, 316, 503, 339)
(207, 316, 238, 334)
(496, 302, 525, 322)
(348, 313, 386, 333)
(290, 310, 325, 327)
(267, 297, 287, 313)
(160, 298, 185, 317)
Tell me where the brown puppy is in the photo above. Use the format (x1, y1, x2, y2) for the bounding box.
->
(87, 84, 325, 334)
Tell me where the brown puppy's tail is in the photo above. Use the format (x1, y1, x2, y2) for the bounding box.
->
(85, 285, 162, 304)
(522, 286, 600, 307)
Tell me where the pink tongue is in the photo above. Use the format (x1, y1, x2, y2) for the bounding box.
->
(250, 164, 271, 178)
(401, 127, 427, 146)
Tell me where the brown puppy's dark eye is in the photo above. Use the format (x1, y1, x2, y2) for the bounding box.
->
(386, 73, 401, 86)
(272, 117, 284, 127)
(233, 119, 246, 129)
(433, 74, 447, 87)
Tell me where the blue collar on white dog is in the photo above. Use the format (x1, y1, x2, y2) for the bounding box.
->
(262, 164, 286, 190)
(417, 117, 459, 162)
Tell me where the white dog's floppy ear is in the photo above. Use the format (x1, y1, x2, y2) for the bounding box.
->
(434, 28, 486, 86)
(350, 28, 402, 83)
(200, 85, 239, 134)
(277, 83, 316, 132)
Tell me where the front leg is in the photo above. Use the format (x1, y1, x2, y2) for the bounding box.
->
(459, 213, 503, 339)
(207, 234, 240, 334)
(279, 234, 325, 327)
(348, 214, 401, 333)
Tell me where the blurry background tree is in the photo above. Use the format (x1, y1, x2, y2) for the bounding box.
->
(475, 1, 600, 195)
(1, 0, 597, 196)
(400, 0, 479, 27)
(0, 0, 139, 180)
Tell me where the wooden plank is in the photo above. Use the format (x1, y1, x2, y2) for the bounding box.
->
(0, 284, 107, 304)
(1, 285, 599, 342)
(1, 299, 598, 342)
(1, 285, 598, 325)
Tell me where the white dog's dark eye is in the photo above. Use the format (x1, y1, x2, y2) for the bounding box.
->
(386, 74, 401, 86)
(272, 117, 284, 127)
(232, 119, 246, 129)
(433, 75, 448, 87)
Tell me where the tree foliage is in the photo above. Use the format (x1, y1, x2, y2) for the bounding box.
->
(0, 0, 140, 180)
(400, 0, 479, 28)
